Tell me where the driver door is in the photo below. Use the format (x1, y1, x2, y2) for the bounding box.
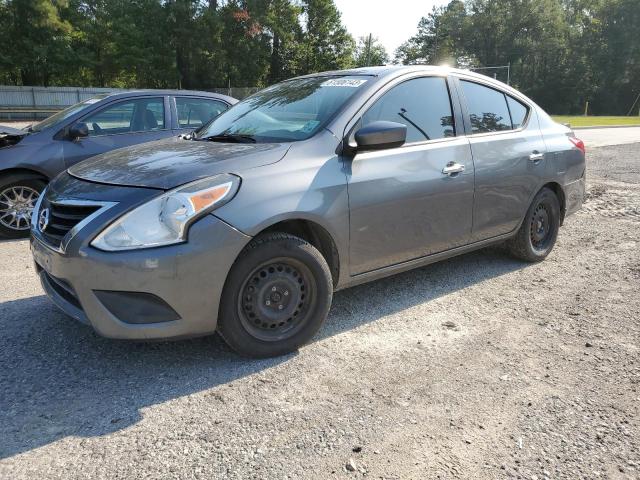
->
(62, 96, 171, 168)
(346, 76, 475, 275)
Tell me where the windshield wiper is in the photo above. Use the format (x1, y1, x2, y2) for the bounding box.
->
(201, 133, 257, 143)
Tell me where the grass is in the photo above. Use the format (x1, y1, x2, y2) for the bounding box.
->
(551, 115, 640, 127)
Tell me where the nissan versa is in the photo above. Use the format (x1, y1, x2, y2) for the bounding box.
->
(30, 66, 586, 357)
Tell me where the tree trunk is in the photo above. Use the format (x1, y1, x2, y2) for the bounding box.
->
(269, 32, 281, 83)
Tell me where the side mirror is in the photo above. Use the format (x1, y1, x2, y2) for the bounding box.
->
(354, 121, 407, 151)
(68, 122, 88, 140)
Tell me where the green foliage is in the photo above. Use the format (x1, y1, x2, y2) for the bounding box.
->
(354, 35, 389, 67)
(394, 0, 640, 115)
(0, 0, 355, 89)
(301, 0, 355, 72)
(0, 0, 75, 86)
(0, 0, 637, 115)
(551, 116, 640, 127)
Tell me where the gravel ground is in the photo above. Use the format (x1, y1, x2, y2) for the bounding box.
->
(0, 143, 639, 479)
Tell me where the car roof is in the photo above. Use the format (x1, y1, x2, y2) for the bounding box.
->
(100, 89, 237, 104)
(292, 64, 515, 92)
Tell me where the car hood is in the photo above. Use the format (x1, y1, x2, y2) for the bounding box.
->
(0, 125, 27, 136)
(68, 136, 291, 189)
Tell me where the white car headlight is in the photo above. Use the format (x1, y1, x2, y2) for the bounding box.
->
(91, 174, 240, 251)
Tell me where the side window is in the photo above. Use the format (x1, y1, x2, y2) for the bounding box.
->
(83, 98, 165, 136)
(176, 97, 229, 128)
(460, 81, 512, 134)
(362, 77, 455, 143)
(507, 96, 529, 129)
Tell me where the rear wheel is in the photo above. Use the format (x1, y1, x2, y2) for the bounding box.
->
(507, 187, 560, 262)
(218, 232, 333, 358)
(0, 175, 46, 239)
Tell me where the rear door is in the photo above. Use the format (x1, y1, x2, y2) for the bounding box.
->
(456, 78, 547, 240)
(171, 96, 230, 134)
(62, 96, 171, 167)
(346, 75, 475, 275)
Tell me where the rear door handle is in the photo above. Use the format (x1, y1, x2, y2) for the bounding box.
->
(442, 162, 465, 176)
(529, 152, 545, 162)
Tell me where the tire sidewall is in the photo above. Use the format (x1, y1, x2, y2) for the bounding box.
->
(218, 235, 333, 358)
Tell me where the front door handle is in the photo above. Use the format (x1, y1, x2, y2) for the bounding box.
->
(529, 152, 545, 162)
(442, 162, 465, 176)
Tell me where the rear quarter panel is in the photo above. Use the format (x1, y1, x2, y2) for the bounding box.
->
(539, 113, 586, 217)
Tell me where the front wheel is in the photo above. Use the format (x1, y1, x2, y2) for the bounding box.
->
(218, 232, 333, 358)
(507, 187, 561, 262)
(0, 175, 46, 239)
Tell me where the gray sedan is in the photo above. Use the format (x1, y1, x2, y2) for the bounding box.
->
(30, 66, 586, 357)
(0, 90, 236, 237)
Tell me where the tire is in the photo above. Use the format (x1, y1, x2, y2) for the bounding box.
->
(218, 232, 333, 358)
(507, 187, 561, 262)
(0, 175, 46, 239)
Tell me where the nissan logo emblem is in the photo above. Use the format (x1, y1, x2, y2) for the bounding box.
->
(38, 208, 50, 232)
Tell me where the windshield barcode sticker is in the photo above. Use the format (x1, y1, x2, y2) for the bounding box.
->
(321, 78, 367, 88)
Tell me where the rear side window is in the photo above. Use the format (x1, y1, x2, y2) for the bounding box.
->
(507, 96, 529, 129)
(362, 77, 455, 143)
(176, 97, 229, 128)
(461, 81, 512, 134)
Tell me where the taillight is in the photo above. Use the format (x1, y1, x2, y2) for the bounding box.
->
(569, 136, 586, 155)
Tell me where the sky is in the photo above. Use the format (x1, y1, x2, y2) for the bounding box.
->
(334, 0, 449, 59)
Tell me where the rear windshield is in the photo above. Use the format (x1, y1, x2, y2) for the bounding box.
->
(196, 76, 370, 143)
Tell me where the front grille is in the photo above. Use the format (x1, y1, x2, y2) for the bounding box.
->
(40, 200, 100, 249)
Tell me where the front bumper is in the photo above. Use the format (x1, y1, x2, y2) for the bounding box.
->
(31, 214, 251, 340)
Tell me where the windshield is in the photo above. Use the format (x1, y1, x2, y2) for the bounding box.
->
(30, 95, 108, 132)
(196, 76, 371, 143)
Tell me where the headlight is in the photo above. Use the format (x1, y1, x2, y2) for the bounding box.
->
(91, 174, 240, 251)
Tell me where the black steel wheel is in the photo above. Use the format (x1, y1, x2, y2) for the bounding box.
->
(508, 187, 560, 262)
(218, 232, 333, 357)
(238, 258, 316, 342)
(529, 202, 552, 251)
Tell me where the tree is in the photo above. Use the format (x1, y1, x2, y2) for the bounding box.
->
(301, 0, 355, 72)
(394, 0, 639, 114)
(0, 0, 74, 86)
(354, 35, 389, 67)
(394, 0, 468, 66)
(265, 0, 305, 83)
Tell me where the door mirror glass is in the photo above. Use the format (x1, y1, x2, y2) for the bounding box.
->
(354, 121, 407, 151)
(68, 122, 89, 140)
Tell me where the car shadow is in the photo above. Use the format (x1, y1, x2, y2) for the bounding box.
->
(0, 246, 528, 459)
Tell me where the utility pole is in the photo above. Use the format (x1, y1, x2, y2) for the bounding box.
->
(434, 21, 439, 62)
(626, 92, 640, 117)
(365, 33, 372, 67)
